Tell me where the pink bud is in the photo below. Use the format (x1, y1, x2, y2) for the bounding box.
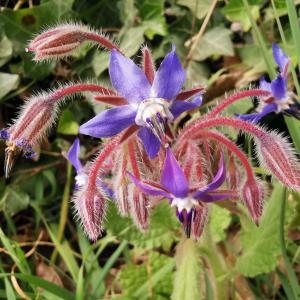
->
(27, 23, 120, 61)
(191, 205, 209, 240)
(255, 131, 300, 192)
(73, 184, 107, 241)
(129, 185, 149, 231)
(241, 178, 265, 225)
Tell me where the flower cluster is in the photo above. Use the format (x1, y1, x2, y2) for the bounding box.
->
(2, 23, 300, 241)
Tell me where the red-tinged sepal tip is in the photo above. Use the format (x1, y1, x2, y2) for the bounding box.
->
(241, 177, 265, 225)
(72, 185, 107, 242)
(255, 131, 300, 192)
(129, 186, 149, 231)
(191, 205, 209, 240)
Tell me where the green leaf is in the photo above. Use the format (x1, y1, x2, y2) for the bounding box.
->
(57, 110, 79, 136)
(222, 0, 260, 31)
(0, 186, 30, 216)
(12, 274, 75, 300)
(120, 252, 174, 300)
(0, 35, 13, 67)
(119, 26, 145, 57)
(177, 0, 212, 19)
(236, 183, 287, 277)
(0, 73, 19, 100)
(192, 27, 234, 61)
(172, 239, 201, 300)
(210, 205, 231, 242)
(106, 202, 180, 251)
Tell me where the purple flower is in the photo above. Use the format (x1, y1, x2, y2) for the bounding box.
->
(239, 44, 296, 122)
(67, 138, 113, 197)
(79, 46, 202, 159)
(128, 148, 231, 237)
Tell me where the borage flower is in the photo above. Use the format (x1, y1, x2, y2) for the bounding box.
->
(239, 44, 299, 122)
(79, 46, 203, 158)
(67, 138, 113, 197)
(128, 148, 234, 239)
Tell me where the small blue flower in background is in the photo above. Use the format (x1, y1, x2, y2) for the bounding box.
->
(79, 46, 202, 159)
(67, 138, 113, 197)
(128, 148, 232, 237)
(239, 44, 299, 122)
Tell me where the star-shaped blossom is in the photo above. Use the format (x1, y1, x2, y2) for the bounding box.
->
(79, 46, 202, 159)
(239, 44, 298, 122)
(128, 148, 232, 237)
(67, 138, 113, 197)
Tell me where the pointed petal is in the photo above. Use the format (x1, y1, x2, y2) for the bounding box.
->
(271, 74, 286, 100)
(237, 103, 277, 122)
(109, 49, 151, 104)
(161, 148, 189, 198)
(259, 77, 271, 92)
(127, 172, 173, 199)
(198, 191, 234, 203)
(67, 138, 82, 173)
(193, 153, 226, 199)
(138, 127, 161, 159)
(152, 46, 186, 100)
(170, 96, 202, 119)
(79, 105, 136, 138)
(272, 43, 290, 75)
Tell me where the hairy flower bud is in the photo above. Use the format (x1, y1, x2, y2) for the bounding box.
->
(26, 23, 120, 61)
(129, 185, 149, 231)
(73, 184, 107, 241)
(255, 131, 300, 192)
(241, 178, 265, 225)
(191, 205, 208, 240)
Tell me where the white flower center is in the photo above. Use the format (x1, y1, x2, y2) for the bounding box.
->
(171, 197, 198, 213)
(135, 98, 173, 142)
(75, 173, 87, 187)
(259, 91, 294, 113)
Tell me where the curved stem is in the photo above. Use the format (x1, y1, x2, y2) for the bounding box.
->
(205, 89, 270, 119)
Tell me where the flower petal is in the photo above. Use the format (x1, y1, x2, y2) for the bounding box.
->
(259, 77, 271, 92)
(271, 74, 286, 100)
(67, 138, 82, 173)
(109, 49, 151, 104)
(197, 191, 233, 203)
(237, 103, 277, 122)
(272, 43, 290, 75)
(170, 96, 202, 119)
(138, 127, 161, 159)
(152, 46, 186, 100)
(161, 148, 189, 198)
(79, 105, 136, 138)
(127, 172, 173, 199)
(193, 153, 226, 199)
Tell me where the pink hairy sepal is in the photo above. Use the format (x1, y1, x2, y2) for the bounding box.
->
(73, 184, 107, 242)
(191, 205, 209, 240)
(241, 178, 265, 225)
(129, 185, 149, 231)
(27, 23, 120, 61)
(255, 131, 300, 192)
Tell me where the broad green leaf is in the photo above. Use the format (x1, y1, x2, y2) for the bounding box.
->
(172, 239, 201, 300)
(119, 26, 145, 57)
(0, 73, 19, 100)
(237, 183, 288, 277)
(57, 109, 79, 136)
(120, 252, 174, 300)
(106, 202, 180, 251)
(0, 35, 13, 67)
(222, 0, 260, 31)
(177, 0, 212, 19)
(186, 61, 209, 86)
(0, 186, 30, 216)
(210, 205, 231, 242)
(192, 27, 234, 61)
(92, 52, 110, 77)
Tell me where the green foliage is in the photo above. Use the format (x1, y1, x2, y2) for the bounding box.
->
(172, 239, 201, 300)
(106, 202, 179, 251)
(210, 205, 231, 242)
(237, 183, 290, 277)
